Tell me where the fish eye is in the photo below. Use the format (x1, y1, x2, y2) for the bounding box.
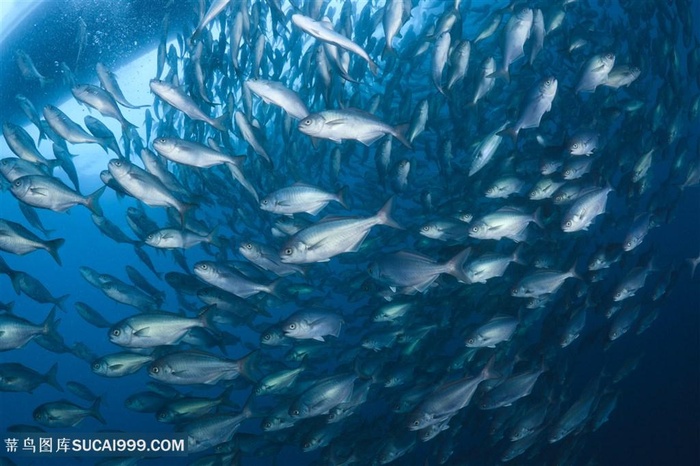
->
(304, 442, 311, 449)
(92, 362, 100, 370)
(199, 264, 208, 270)
(157, 412, 167, 420)
(302, 119, 312, 126)
(284, 248, 293, 255)
(157, 138, 166, 143)
(114, 161, 122, 167)
(625, 241, 632, 248)
(545, 78, 552, 85)
(486, 187, 493, 194)
(467, 338, 474, 345)
(288, 323, 297, 330)
(262, 333, 271, 341)
(564, 170, 572, 176)
(572, 143, 579, 149)
(614, 292, 621, 298)
(412, 420, 420, 427)
(367, 267, 373, 274)
(606, 53, 614, 60)
(565, 221, 572, 227)
(471, 226, 479, 232)
(261, 199, 268, 205)
(292, 409, 300, 416)
(111, 329, 121, 336)
(150, 366, 159, 374)
(421, 225, 429, 231)
(245, 243, 252, 249)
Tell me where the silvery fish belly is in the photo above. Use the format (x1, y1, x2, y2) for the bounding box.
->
(0, 0, 697, 463)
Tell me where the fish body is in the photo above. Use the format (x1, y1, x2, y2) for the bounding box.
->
(368, 248, 471, 293)
(42, 105, 108, 149)
(193, 261, 279, 299)
(148, 350, 247, 385)
(493, 8, 533, 81)
(576, 53, 616, 93)
(292, 14, 378, 76)
(298, 108, 411, 149)
(153, 137, 242, 168)
(10, 175, 104, 215)
(0, 362, 61, 393)
(33, 398, 105, 427)
(479, 364, 546, 409)
(465, 315, 519, 348)
(245, 79, 309, 120)
(511, 266, 578, 298)
(108, 159, 190, 219)
(145, 228, 216, 249)
(280, 198, 402, 264)
(469, 207, 542, 242)
(0, 219, 64, 264)
(407, 360, 497, 430)
(281, 309, 343, 341)
(92, 352, 153, 377)
(2, 122, 51, 167)
(561, 186, 613, 232)
(501, 77, 558, 142)
(71, 84, 135, 130)
(149, 79, 226, 131)
(96, 62, 149, 109)
(261, 183, 347, 216)
(289, 373, 357, 419)
(238, 241, 305, 277)
(109, 311, 213, 348)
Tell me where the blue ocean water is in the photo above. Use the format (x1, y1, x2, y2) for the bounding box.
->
(1, 0, 699, 465)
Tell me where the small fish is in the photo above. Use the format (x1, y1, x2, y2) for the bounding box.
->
(33, 398, 105, 427)
(281, 309, 343, 341)
(465, 315, 519, 348)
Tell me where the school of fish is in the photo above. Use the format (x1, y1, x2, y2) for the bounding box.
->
(1, 0, 699, 464)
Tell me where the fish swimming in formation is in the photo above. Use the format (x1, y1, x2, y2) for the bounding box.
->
(0, 1, 698, 465)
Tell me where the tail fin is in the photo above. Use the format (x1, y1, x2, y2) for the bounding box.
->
(265, 278, 283, 299)
(382, 44, 398, 61)
(46, 238, 65, 266)
(445, 247, 471, 283)
(206, 226, 224, 249)
(375, 198, 403, 230)
(89, 397, 107, 424)
(367, 59, 379, 77)
(85, 186, 106, 216)
(44, 363, 63, 392)
(392, 124, 413, 150)
(497, 125, 519, 145)
(512, 244, 526, 265)
(42, 308, 60, 335)
(531, 207, 544, 229)
(54, 294, 69, 313)
(481, 355, 500, 381)
(198, 304, 221, 337)
(487, 67, 510, 83)
(567, 262, 582, 281)
(212, 112, 230, 132)
(237, 350, 261, 383)
(336, 186, 349, 209)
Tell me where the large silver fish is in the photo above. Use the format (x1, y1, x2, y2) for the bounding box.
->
(279, 198, 402, 264)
